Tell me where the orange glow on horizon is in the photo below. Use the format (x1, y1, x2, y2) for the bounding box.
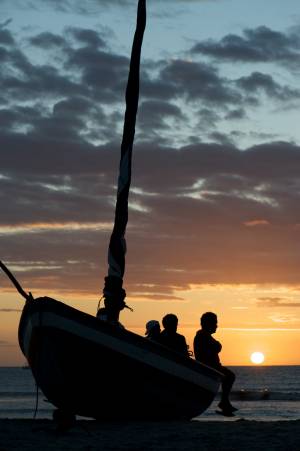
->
(0, 283, 299, 366)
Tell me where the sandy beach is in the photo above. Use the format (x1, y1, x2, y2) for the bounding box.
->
(0, 419, 299, 451)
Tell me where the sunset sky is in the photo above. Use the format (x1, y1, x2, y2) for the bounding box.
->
(0, 0, 300, 366)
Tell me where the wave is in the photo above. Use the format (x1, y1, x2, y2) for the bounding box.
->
(229, 390, 300, 401)
(1, 390, 300, 402)
(0, 391, 40, 398)
(0, 408, 51, 413)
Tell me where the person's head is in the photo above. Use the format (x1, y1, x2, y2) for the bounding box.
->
(162, 313, 178, 333)
(200, 312, 218, 334)
(145, 320, 160, 338)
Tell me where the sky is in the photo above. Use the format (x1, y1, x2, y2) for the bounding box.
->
(0, 0, 300, 366)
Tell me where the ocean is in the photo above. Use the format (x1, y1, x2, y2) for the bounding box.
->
(0, 366, 299, 421)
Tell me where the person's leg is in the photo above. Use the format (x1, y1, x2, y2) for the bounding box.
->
(219, 366, 236, 411)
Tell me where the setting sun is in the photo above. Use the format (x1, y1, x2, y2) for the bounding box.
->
(250, 352, 265, 365)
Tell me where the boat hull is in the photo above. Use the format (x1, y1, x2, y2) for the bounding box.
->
(18, 297, 221, 420)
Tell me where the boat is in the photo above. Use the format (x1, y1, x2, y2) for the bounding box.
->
(18, 295, 221, 420)
(1, 0, 222, 421)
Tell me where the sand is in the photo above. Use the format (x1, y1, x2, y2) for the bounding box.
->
(0, 419, 299, 451)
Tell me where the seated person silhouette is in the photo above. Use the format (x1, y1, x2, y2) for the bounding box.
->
(145, 320, 161, 341)
(159, 314, 189, 357)
(193, 312, 237, 416)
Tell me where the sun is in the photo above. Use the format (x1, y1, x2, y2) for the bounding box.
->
(250, 352, 265, 365)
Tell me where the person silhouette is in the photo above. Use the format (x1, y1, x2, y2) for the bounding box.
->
(193, 312, 237, 416)
(145, 320, 161, 341)
(159, 314, 189, 357)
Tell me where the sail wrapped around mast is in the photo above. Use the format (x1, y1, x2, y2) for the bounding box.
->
(100, 0, 146, 321)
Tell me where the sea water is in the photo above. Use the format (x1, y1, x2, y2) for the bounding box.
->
(200, 366, 300, 422)
(0, 366, 299, 421)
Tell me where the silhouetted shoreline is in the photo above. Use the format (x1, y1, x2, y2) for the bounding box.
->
(0, 419, 299, 450)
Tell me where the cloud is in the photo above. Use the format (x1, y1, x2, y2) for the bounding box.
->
(160, 59, 241, 105)
(1, 24, 297, 151)
(67, 28, 107, 48)
(1, 138, 300, 297)
(29, 32, 67, 49)
(236, 72, 300, 102)
(138, 99, 185, 133)
(269, 313, 299, 323)
(224, 108, 247, 121)
(0, 0, 217, 13)
(0, 23, 300, 299)
(207, 131, 235, 146)
(0, 29, 14, 45)
(130, 293, 184, 301)
(0, 339, 14, 347)
(243, 220, 270, 227)
(191, 26, 300, 68)
(257, 297, 300, 307)
(0, 308, 22, 312)
(0, 18, 12, 29)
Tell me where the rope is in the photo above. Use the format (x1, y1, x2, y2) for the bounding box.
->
(0, 260, 31, 301)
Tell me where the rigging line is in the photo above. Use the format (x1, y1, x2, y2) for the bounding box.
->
(0, 260, 31, 301)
